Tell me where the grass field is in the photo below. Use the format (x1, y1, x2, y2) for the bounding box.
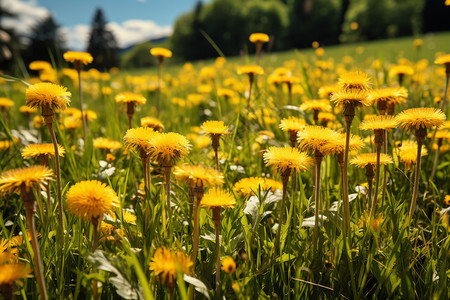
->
(0, 32, 449, 299)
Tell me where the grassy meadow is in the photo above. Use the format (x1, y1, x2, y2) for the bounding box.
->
(0, 32, 449, 299)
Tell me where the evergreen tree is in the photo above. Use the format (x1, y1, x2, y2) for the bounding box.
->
(86, 8, 119, 70)
(0, 5, 16, 70)
(26, 15, 65, 64)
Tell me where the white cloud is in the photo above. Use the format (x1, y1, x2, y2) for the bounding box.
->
(1, 0, 50, 35)
(64, 19, 172, 51)
(107, 20, 172, 48)
(1, 0, 172, 51)
(60, 25, 91, 51)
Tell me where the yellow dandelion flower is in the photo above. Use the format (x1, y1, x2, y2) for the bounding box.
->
(200, 187, 236, 209)
(413, 39, 423, 48)
(123, 127, 158, 152)
(100, 222, 115, 236)
(66, 180, 119, 221)
(0, 165, 54, 195)
(279, 116, 306, 132)
(115, 92, 146, 106)
(368, 87, 408, 106)
(234, 177, 283, 198)
(141, 117, 165, 132)
(237, 65, 264, 76)
(62, 107, 81, 116)
(350, 153, 393, 168)
(19, 106, 37, 114)
(249, 33, 269, 43)
(318, 84, 339, 98)
(150, 47, 172, 58)
(29, 60, 52, 71)
(147, 132, 191, 166)
(0, 238, 19, 261)
(33, 115, 45, 128)
(297, 126, 340, 153)
(280, 76, 301, 85)
(0, 262, 32, 285)
(63, 51, 93, 65)
(93, 137, 122, 151)
(149, 247, 192, 289)
(331, 89, 371, 107)
(318, 112, 336, 123)
(397, 140, 428, 170)
(197, 84, 212, 94)
(359, 115, 398, 131)
(173, 164, 224, 188)
(62, 116, 82, 130)
(396, 108, 446, 130)
(217, 88, 234, 98)
(337, 70, 371, 91)
(435, 54, 450, 66)
(201, 120, 229, 135)
(389, 65, 414, 77)
(22, 143, 65, 159)
(321, 133, 364, 156)
(221, 256, 236, 274)
(0, 140, 14, 151)
(25, 82, 71, 112)
(122, 211, 137, 224)
(73, 109, 97, 121)
(444, 195, 450, 206)
(299, 99, 332, 113)
(432, 130, 450, 140)
(263, 146, 313, 174)
(187, 134, 211, 149)
(0, 97, 14, 108)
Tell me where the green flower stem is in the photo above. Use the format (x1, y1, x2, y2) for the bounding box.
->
(191, 186, 203, 272)
(255, 42, 263, 64)
(313, 152, 323, 252)
(77, 68, 88, 141)
(369, 143, 382, 219)
(164, 165, 172, 219)
(342, 119, 352, 236)
(47, 121, 64, 245)
(212, 135, 220, 171)
(408, 131, 425, 225)
(244, 74, 254, 140)
(381, 131, 388, 210)
(213, 208, 222, 299)
(127, 103, 134, 129)
(429, 138, 442, 182)
(275, 169, 290, 256)
(22, 188, 48, 300)
(364, 164, 374, 211)
(91, 217, 100, 300)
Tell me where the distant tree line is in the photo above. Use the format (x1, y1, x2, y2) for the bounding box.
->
(0, 0, 449, 72)
(0, 7, 118, 73)
(170, 0, 450, 61)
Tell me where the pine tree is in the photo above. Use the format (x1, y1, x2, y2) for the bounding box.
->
(26, 15, 65, 64)
(86, 8, 118, 70)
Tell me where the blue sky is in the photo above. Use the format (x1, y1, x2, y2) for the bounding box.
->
(2, 0, 208, 50)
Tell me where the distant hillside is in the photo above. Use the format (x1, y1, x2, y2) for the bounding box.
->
(118, 35, 170, 54)
(119, 36, 172, 69)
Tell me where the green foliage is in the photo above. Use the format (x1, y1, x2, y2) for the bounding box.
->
(341, 0, 425, 42)
(287, 0, 341, 48)
(171, 0, 289, 60)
